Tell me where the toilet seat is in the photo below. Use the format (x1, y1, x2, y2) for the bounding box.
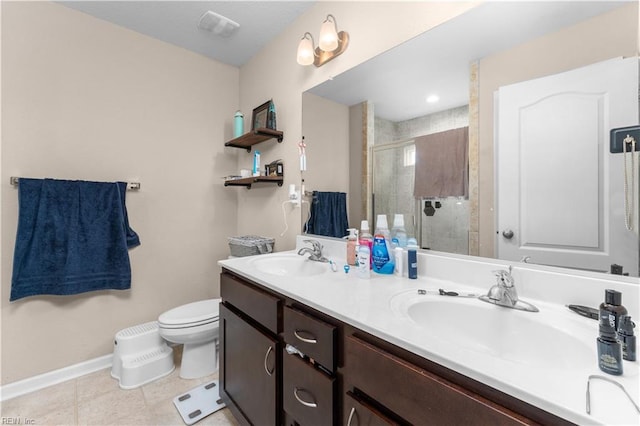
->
(158, 299, 220, 329)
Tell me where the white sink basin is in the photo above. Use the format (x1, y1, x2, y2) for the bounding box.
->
(390, 291, 595, 370)
(250, 254, 329, 277)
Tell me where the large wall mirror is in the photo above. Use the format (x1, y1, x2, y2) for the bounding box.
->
(302, 1, 639, 278)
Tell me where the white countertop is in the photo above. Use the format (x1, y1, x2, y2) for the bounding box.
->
(219, 243, 639, 426)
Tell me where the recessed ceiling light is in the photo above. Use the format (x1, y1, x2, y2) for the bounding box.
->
(426, 95, 439, 103)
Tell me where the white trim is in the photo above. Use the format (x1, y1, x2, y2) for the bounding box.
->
(0, 354, 113, 402)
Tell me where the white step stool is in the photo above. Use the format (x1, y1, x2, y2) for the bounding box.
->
(111, 321, 175, 389)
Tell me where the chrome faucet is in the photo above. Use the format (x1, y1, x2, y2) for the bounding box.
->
(297, 239, 329, 263)
(478, 266, 539, 312)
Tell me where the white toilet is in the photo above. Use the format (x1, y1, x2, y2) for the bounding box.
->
(158, 298, 221, 379)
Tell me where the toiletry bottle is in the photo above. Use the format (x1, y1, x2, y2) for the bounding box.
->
(234, 110, 244, 137)
(372, 215, 395, 274)
(267, 100, 277, 130)
(408, 248, 418, 279)
(599, 289, 628, 331)
(253, 150, 261, 176)
(391, 214, 408, 248)
(359, 220, 374, 269)
(394, 246, 404, 277)
(597, 314, 623, 375)
(357, 243, 370, 279)
(617, 315, 636, 362)
(346, 228, 358, 266)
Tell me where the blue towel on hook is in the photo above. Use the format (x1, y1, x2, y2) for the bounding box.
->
(10, 178, 140, 301)
(304, 191, 349, 238)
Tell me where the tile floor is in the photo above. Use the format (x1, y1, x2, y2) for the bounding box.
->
(0, 348, 239, 426)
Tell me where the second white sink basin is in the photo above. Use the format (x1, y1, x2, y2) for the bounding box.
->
(391, 291, 595, 370)
(250, 253, 329, 277)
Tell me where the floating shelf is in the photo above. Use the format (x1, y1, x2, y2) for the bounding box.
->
(224, 176, 284, 189)
(225, 128, 284, 152)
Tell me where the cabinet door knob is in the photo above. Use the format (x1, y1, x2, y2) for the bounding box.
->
(294, 329, 318, 344)
(263, 346, 274, 376)
(293, 387, 318, 408)
(347, 407, 357, 426)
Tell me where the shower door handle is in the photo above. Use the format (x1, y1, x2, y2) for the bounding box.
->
(502, 229, 514, 239)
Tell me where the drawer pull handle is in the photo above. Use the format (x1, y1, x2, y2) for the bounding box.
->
(347, 407, 356, 426)
(293, 387, 317, 408)
(264, 346, 274, 376)
(294, 330, 318, 344)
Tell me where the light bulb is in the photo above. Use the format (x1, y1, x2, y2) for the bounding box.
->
(318, 17, 339, 51)
(296, 34, 314, 66)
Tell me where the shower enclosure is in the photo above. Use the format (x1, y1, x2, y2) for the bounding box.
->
(372, 140, 469, 254)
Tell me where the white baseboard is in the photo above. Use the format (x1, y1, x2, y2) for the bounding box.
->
(0, 354, 113, 402)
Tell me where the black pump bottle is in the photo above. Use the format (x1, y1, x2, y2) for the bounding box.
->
(597, 315, 623, 375)
(599, 289, 627, 331)
(617, 315, 636, 362)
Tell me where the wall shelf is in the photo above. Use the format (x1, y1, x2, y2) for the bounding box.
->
(224, 176, 283, 189)
(225, 128, 284, 152)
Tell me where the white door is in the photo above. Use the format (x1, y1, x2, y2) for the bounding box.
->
(496, 57, 638, 275)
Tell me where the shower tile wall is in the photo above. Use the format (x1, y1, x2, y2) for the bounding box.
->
(421, 198, 469, 254)
(373, 105, 470, 253)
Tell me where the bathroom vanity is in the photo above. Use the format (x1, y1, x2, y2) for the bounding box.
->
(218, 240, 639, 425)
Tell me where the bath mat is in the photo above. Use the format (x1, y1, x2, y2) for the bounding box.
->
(173, 380, 226, 425)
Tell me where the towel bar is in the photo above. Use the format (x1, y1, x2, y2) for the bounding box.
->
(10, 176, 141, 190)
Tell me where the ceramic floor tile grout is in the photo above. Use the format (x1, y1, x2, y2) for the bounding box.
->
(3, 367, 235, 426)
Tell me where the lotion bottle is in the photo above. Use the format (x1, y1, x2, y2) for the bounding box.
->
(357, 243, 370, 279)
(346, 228, 358, 266)
(359, 220, 373, 269)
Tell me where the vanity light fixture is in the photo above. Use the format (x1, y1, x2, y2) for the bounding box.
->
(296, 14, 349, 67)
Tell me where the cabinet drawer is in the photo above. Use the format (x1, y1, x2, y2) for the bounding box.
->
(283, 351, 336, 425)
(220, 271, 281, 334)
(283, 306, 336, 371)
(344, 391, 403, 426)
(345, 335, 528, 426)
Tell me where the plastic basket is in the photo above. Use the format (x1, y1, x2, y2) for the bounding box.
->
(228, 235, 275, 257)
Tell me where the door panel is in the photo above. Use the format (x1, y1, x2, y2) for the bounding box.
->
(497, 57, 638, 273)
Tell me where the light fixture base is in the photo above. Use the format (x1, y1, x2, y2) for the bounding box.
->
(313, 31, 349, 67)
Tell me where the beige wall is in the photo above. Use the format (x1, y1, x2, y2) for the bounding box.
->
(301, 92, 350, 226)
(0, 1, 478, 385)
(236, 1, 478, 250)
(477, 3, 638, 258)
(1, 2, 239, 384)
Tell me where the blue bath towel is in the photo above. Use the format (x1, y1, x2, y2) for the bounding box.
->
(304, 191, 349, 238)
(11, 178, 140, 301)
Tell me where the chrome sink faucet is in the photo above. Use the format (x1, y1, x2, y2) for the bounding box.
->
(479, 266, 539, 312)
(297, 239, 329, 263)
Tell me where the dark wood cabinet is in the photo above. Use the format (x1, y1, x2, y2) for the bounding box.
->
(282, 350, 336, 425)
(219, 269, 570, 426)
(220, 303, 280, 425)
(343, 335, 530, 426)
(283, 305, 337, 372)
(343, 391, 403, 426)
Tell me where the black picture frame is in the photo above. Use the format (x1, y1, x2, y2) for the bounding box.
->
(252, 100, 270, 130)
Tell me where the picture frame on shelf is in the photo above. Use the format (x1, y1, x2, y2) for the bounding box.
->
(252, 100, 270, 130)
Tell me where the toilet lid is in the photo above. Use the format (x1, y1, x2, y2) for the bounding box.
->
(158, 299, 221, 327)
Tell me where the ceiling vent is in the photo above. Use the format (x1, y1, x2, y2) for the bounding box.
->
(197, 11, 240, 37)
